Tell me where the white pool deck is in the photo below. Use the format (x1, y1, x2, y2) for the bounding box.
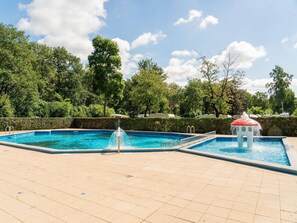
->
(0, 130, 297, 223)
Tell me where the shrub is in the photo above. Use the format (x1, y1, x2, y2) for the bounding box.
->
(2, 116, 297, 136)
(0, 117, 74, 131)
(248, 106, 264, 115)
(292, 109, 297, 116)
(71, 105, 88, 117)
(33, 100, 50, 117)
(0, 95, 14, 117)
(87, 104, 115, 117)
(87, 104, 104, 117)
(48, 101, 73, 117)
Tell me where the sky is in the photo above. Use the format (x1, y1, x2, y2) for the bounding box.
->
(1, 0, 297, 94)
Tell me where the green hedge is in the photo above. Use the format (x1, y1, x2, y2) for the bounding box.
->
(1, 117, 297, 136)
(63, 117, 297, 136)
(0, 118, 74, 131)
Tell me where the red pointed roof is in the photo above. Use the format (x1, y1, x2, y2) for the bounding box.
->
(231, 117, 260, 126)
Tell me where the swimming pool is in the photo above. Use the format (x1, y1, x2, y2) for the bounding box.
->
(188, 137, 290, 166)
(0, 130, 189, 151)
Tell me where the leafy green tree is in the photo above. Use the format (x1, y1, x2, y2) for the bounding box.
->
(199, 54, 244, 117)
(82, 66, 102, 106)
(167, 83, 182, 115)
(138, 58, 167, 79)
(227, 86, 250, 116)
(30, 42, 57, 102)
(251, 92, 270, 110)
(0, 23, 40, 116)
(117, 79, 138, 117)
(282, 89, 295, 114)
(88, 104, 115, 117)
(131, 69, 168, 117)
(88, 36, 124, 116)
(105, 71, 125, 111)
(266, 65, 293, 113)
(48, 101, 73, 117)
(180, 79, 203, 117)
(33, 100, 50, 117)
(53, 47, 87, 106)
(0, 95, 13, 117)
(71, 105, 88, 117)
(248, 106, 265, 115)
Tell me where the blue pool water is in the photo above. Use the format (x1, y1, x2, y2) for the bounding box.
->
(0, 130, 189, 150)
(189, 137, 290, 166)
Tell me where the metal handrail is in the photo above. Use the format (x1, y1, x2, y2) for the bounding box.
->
(5, 126, 14, 135)
(180, 130, 216, 146)
(186, 126, 195, 133)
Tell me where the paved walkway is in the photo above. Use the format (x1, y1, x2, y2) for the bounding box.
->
(0, 144, 296, 223)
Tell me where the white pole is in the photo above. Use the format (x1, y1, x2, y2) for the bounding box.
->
(117, 127, 121, 153)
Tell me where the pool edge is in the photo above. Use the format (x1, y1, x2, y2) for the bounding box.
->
(1, 130, 297, 175)
(179, 136, 297, 175)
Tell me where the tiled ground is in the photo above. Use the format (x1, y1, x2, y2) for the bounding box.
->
(0, 142, 297, 222)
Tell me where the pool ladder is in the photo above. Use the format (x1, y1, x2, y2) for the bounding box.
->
(187, 126, 195, 133)
(5, 126, 14, 135)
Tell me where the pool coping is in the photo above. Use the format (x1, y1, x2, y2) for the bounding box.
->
(179, 136, 297, 175)
(0, 129, 297, 175)
(0, 129, 186, 154)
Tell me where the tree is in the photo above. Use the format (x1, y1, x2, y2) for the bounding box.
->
(270, 89, 295, 114)
(130, 69, 168, 117)
(199, 53, 245, 117)
(105, 71, 125, 111)
(266, 65, 293, 113)
(167, 83, 182, 115)
(138, 58, 166, 79)
(251, 92, 270, 110)
(53, 47, 87, 106)
(30, 42, 57, 102)
(117, 79, 139, 117)
(180, 79, 203, 117)
(0, 23, 40, 116)
(228, 89, 252, 116)
(88, 36, 124, 116)
(0, 95, 13, 117)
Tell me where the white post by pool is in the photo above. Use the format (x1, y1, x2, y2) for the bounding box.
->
(111, 114, 129, 153)
(117, 127, 121, 153)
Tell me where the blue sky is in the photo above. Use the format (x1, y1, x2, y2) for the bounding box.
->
(1, 0, 297, 93)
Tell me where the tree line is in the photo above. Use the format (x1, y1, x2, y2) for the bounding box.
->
(0, 23, 295, 118)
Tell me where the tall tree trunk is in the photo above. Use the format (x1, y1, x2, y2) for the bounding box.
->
(144, 105, 149, 117)
(212, 104, 220, 118)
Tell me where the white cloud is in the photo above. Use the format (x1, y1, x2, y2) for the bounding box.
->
(199, 15, 219, 29)
(294, 42, 297, 49)
(174, 9, 202, 26)
(210, 41, 267, 69)
(172, 50, 198, 57)
(241, 77, 270, 94)
(131, 31, 166, 49)
(241, 78, 297, 95)
(112, 38, 143, 78)
(165, 49, 201, 85)
(281, 37, 288, 44)
(18, 0, 107, 61)
(164, 42, 266, 89)
(132, 54, 144, 61)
